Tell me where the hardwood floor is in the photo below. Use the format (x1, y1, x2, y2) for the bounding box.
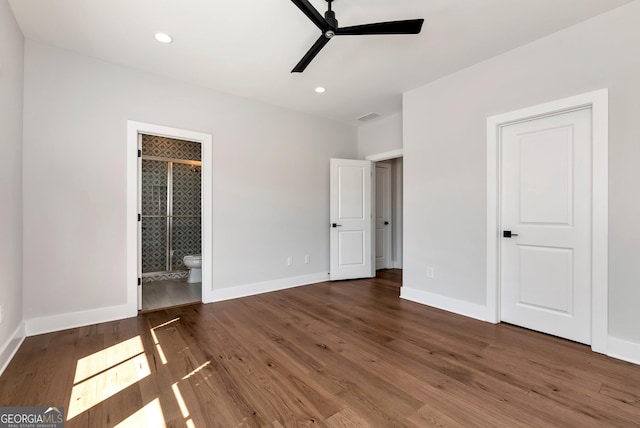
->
(1, 269, 639, 427)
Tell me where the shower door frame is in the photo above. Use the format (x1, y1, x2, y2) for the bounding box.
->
(127, 121, 213, 313)
(141, 154, 202, 276)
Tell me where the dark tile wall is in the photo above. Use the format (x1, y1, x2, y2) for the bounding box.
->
(141, 135, 201, 274)
(172, 162, 202, 270)
(142, 135, 202, 161)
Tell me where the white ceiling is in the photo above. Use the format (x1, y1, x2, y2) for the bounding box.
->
(8, 0, 634, 125)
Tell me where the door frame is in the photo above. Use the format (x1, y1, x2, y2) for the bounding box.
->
(375, 162, 393, 270)
(126, 121, 214, 314)
(486, 89, 608, 354)
(366, 149, 404, 271)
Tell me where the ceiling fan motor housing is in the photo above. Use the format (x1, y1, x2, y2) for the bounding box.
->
(325, 10, 338, 28)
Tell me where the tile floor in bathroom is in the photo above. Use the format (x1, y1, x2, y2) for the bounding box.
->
(141, 279, 201, 312)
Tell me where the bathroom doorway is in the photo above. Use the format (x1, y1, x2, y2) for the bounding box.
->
(139, 134, 202, 311)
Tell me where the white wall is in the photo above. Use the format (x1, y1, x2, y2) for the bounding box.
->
(22, 41, 356, 325)
(403, 2, 640, 348)
(0, 0, 25, 371)
(357, 113, 402, 159)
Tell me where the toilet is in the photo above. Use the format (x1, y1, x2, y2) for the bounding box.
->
(183, 254, 202, 283)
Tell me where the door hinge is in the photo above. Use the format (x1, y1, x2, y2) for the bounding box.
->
(138, 213, 141, 221)
(138, 277, 142, 286)
(138, 149, 142, 158)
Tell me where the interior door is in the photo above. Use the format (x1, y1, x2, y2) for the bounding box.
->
(330, 159, 374, 280)
(500, 108, 592, 344)
(375, 162, 392, 270)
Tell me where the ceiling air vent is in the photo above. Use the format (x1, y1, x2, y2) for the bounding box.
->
(356, 112, 380, 122)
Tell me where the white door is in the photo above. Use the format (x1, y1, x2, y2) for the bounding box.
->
(500, 108, 592, 344)
(375, 163, 392, 270)
(330, 159, 374, 280)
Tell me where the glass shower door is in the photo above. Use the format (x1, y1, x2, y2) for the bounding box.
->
(141, 159, 169, 273)
(171, 162, 202, 271)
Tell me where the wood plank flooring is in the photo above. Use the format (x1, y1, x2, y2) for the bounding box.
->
(1, 270, 639, 427)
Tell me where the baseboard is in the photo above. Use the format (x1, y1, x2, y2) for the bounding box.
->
(400, 287, 488, 322)
(608, 337, 640, 365)
(24, 273, 327, 334)
(0, 321, 26, 376)
(25, 303, 135, 336)
(207, 272, 329, 303)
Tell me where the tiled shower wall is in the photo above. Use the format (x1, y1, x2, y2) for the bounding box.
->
(141, 135, 201, 276)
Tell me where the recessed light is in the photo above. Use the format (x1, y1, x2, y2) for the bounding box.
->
(154, 33, 173, 44)
(315, 86, 326, 93)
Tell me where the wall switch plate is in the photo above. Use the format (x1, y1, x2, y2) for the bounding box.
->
(287, 256, 293, 266)
(304, 255, 310, 264)
(426, 267, 434, 279)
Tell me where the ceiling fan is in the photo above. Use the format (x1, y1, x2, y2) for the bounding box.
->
(290, 0, 424, 73)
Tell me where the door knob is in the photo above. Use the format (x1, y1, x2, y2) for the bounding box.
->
(384, 221, 389, 225)
(331, 223, 342, 228)
(503, 230, 519, 238)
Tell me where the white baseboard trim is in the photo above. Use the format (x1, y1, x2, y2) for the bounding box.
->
(0, 321, 26, 376)
(207, 272, 329, 303)
(608, 337, 640, 365)
(23, 273, 330, 336)
(400, 289, 640, 366)
(400, 287, 488, 322)
(25, 303, 135, 336)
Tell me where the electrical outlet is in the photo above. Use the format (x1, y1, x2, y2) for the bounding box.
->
(287, 256, 293, 266)
(304, 255, 310, 264)
(426, 267, 434, 279)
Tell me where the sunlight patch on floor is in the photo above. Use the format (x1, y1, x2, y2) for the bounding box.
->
(172, 382, 196, 428)
(149, 329, 168, 365)
(68, 350, 150, 420)
(114, 398, 166, 428)
(73, 336, 145, 384)
(152, 317, 181, 330)
(172, 382, 190, 418)
(150, 317, 180, 365)
(182, 360, 210, 380)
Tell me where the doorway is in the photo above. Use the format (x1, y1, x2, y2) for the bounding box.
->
(139, 134, 202, 311)
(486, 89, 609, 353)
(328, 154, 403, 281)
(500, 108, 591, 344)
(374, 158, 403, 272)
(126, 121, 213, 315)
(368, 150, 404, 289)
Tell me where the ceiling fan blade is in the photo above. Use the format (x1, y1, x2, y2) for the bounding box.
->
(335, 19, 424, 36)
(292, 35, 331, 73)
(291, 0, 329, 31)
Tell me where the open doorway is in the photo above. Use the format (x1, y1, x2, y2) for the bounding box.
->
(127, 121, 212, 316)
(328, 154, 403, 284)
(373, 156, 403, 284)
(139, 134, 202, 311)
